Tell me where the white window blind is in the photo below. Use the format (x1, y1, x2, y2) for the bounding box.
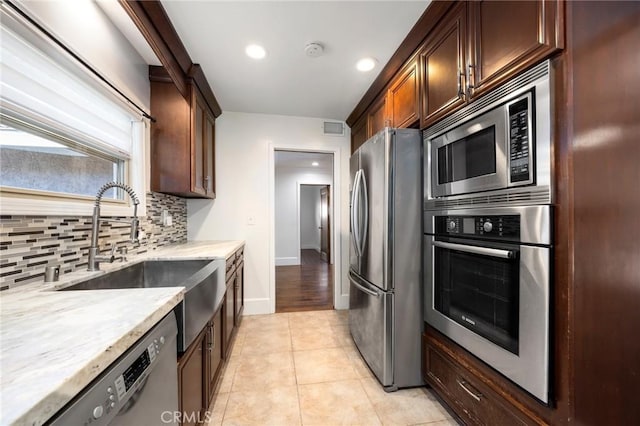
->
(0, 5, 136, 158)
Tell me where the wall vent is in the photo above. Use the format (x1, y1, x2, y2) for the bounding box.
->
(323, 121, 344, 136)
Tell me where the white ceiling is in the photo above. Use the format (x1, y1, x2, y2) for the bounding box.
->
(275, 150, 333, 170)
(160, 1, 430, 121)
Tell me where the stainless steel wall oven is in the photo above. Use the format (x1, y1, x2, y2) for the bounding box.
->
(424, 205, 552, 403)
(422, 61, 555, 404)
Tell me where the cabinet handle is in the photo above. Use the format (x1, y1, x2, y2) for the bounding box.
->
(208, 323, 215, 351)
(467, 64, 475, 95)
(457, 69, 465, 98)
(457, 379, 482, 402)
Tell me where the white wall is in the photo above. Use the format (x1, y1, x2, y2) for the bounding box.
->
(17, 0, 150, 112)
(300, 186, 322, 251)
(275, 169, 330, 265)
(188, 112, 351, 314)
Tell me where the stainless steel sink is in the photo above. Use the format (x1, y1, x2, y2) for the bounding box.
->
(59, 259, 225, 353)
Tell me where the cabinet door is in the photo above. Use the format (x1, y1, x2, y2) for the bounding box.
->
(350, 115, 368, 154)
(204, 115, 215, 198)
(420, 1, 467, 128)
(224, 279, 235, 358)
(389, 58, 419, 128)
(206, 309, 223, 404)
(178, 331, 205, 426)
(234, 258, 244, 326)
(367, 94, 388, 138)
(468, 0, 563, 97)
(191, 96, 206, 196)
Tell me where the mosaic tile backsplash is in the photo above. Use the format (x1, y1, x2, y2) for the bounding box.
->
(0, 192, 187, 291)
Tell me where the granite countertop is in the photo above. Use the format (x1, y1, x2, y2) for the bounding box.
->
(0, 240, 245, 426)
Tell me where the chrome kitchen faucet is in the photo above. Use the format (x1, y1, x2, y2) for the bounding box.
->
(88, 182, 140, 271)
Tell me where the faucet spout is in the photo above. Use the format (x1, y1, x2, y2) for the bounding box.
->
(88, 182, 140, 271)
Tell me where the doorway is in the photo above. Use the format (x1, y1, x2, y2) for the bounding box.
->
(274, 151, 334, 313)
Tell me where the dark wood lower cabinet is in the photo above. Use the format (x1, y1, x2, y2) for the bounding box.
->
(177, 246, 246, 425)
(234, 256, 244, 326)
(423, 328, 547, 426)
(178, 329, 206, 426)
(223, 278, 235, 358)
(205, 307, 223, 405)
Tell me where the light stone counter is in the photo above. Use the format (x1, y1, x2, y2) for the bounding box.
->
(0, 240, 244, 426)
(150, 240, 244, 262)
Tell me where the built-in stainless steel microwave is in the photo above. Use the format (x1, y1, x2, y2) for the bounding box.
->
(424, 61, 552, 208)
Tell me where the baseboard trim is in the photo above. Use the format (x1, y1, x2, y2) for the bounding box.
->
(275, 257, 299, 266)
(334, 292, 350, 310)
(242, 298, 272, 315)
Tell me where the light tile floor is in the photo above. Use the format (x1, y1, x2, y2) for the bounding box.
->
(206, 310, 458, 426)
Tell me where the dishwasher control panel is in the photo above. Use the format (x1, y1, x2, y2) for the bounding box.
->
(47, 313, 177, 426)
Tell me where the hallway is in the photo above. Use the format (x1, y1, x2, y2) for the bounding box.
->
(276, 249, 333, 313)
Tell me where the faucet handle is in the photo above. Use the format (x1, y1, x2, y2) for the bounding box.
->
(118, 246, 128, 262)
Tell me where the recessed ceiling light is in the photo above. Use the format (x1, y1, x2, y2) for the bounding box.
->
(356, 57, 377, 72)
(245, 44, 266, 60)
(312, 161, 319, 167)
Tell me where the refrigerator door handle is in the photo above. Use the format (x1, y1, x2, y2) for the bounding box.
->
(351, 170, 362, 258)
(359, 169, 369, 256)
(349, 270, 380, 297)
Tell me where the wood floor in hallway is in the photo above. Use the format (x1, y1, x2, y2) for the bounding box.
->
(276, 249, 333, 313)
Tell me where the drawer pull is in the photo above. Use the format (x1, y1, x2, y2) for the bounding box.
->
(457, 379, 483, 402)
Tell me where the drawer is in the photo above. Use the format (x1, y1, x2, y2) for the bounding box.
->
(225, 254, 237, 275)
(425, 343, 529, 426)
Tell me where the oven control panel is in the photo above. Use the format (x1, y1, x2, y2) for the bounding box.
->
(436, 215, 520, 240)
(508, 96, 532, 184)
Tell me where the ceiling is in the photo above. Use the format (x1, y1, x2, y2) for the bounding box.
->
(160, 1, 430, 121)
(275, 150, 333, 170)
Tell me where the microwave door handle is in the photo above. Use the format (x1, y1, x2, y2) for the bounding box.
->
(432, 241, 517, 259)
(359, 169, 368, 255)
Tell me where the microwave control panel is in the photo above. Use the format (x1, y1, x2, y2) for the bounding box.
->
(508, 96, 531, 183)
(435, 215, 520, 240)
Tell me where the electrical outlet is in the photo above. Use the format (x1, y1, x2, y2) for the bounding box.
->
(161, 209, 172, 226)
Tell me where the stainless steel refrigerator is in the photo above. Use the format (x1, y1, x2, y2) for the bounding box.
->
(348, 127, 424, 390)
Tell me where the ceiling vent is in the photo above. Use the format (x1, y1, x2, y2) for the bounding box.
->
(323, 121, 344, 136)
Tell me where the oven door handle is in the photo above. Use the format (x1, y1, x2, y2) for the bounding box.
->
(432, 241, 517, 259)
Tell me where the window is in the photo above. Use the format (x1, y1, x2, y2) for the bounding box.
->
(0, 3, 146, 216)
(0, 122, 125, 200)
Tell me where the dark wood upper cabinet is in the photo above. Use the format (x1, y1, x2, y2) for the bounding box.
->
(350, 115, 368, 153)
(367, 94, 389, 138)
(420, 1, 467, 129)
(467, 0, 563, 98)
(389, 57, 420, 128)
(150, 66, 216, 199)
(346, 0, 563, 131)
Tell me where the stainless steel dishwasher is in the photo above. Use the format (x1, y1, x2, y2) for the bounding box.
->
(48, 313, 179, 426)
